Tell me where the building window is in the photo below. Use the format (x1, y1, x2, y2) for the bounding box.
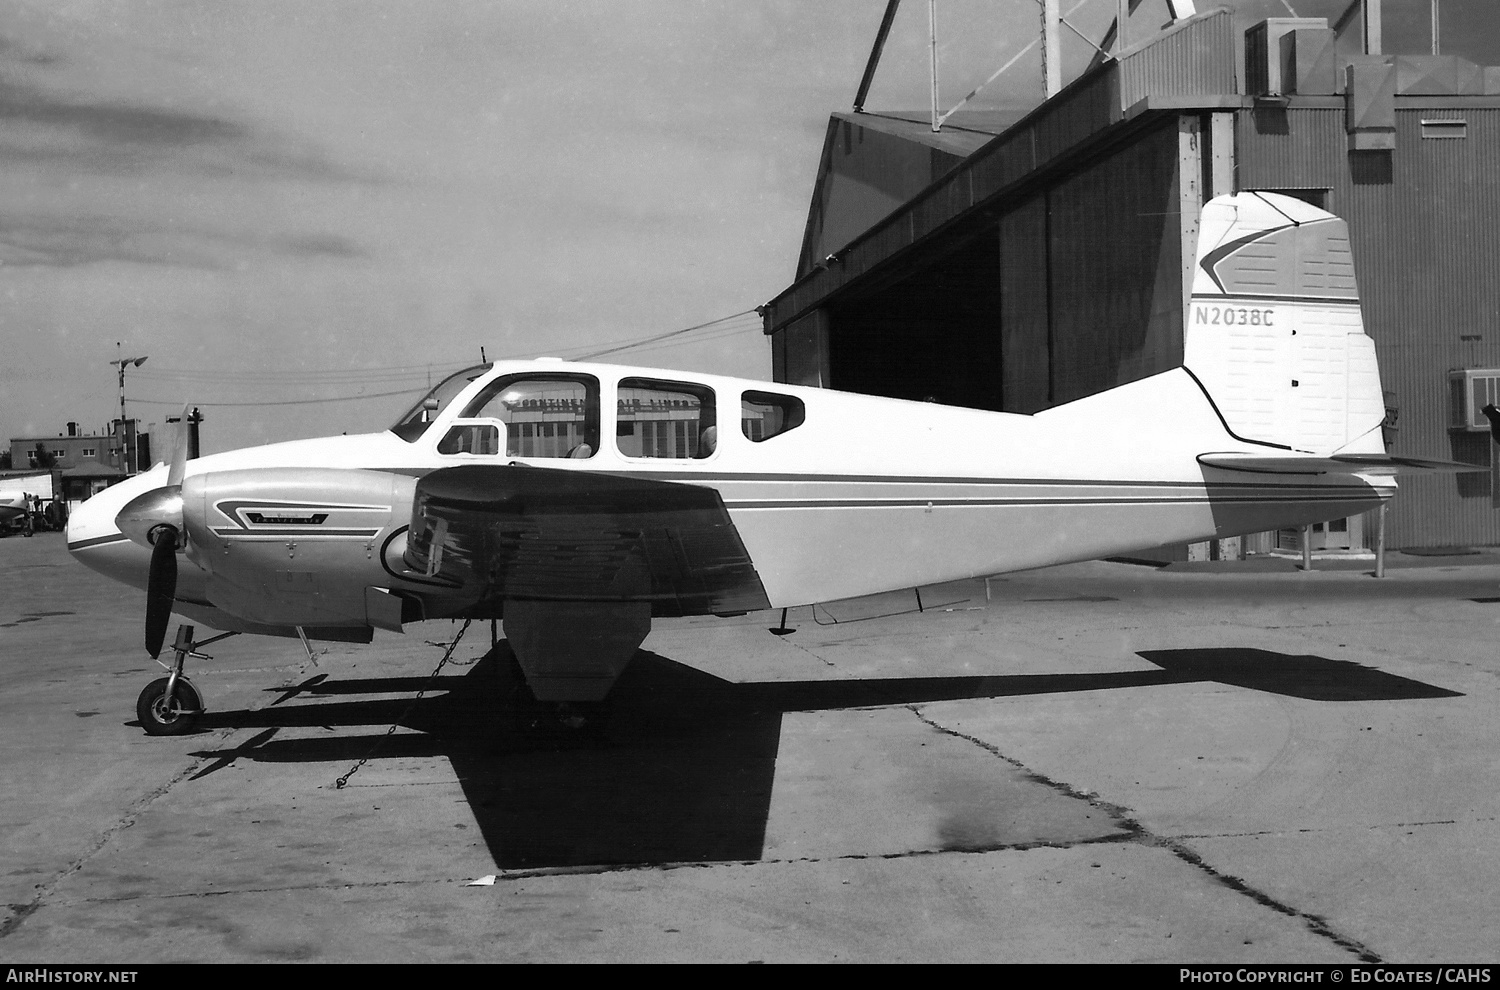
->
(81, 448, 95, 457)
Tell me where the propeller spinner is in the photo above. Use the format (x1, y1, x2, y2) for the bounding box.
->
(115, 406, 193, 658)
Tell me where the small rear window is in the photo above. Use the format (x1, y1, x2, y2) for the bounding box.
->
(741, 391, 805, 442)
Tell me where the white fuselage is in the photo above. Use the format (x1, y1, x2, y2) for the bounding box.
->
(68, 359, 1394, 631)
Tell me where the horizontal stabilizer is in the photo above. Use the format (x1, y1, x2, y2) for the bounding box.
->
(1198, 452, 1486, 475)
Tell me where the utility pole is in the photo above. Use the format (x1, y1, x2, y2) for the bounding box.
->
(109, 343, 148, 476)
(929, 0, 940, 131)
(1043, 0, 1062, 98)
(166, 407, 204, 460)
(187, 407, 203, 459)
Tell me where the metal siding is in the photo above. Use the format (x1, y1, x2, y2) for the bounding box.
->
(1032, 71, 1121, 165)
(1000, 196, 1051, 414)
(1234, 106, 1345, 189)
(1118, 9, 1238, 106)
(911, 173, 952, 242)
(1048, 121, 1184, 406)
(1242, 105, 1500, 546)
(1376, 107, 1500, 547)
(767, 14, 1242, 334)
(971, 128, 1036, 200)
(802, 119, 952, 275)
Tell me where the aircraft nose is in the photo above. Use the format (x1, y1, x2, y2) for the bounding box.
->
(66, 474, 161, 589)
(66, 488, 117, 553)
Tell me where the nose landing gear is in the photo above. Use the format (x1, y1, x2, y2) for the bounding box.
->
(137, 676, 202, 736)
(135, 624, 237, 736)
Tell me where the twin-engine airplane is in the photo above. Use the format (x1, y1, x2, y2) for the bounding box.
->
(68, 193, 1475, 734)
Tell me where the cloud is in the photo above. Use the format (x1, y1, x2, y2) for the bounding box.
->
(0, 77, 243, 146)
(0, 74, 372, 184)
(0, 19, 377, 271)
(280, 233, 366, 259)
(0, 211, 368, 269)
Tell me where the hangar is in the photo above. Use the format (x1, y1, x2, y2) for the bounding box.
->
(762, 0, 1500, 553)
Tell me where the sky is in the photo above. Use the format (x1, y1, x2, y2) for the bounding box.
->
(0, 0, 1495, 456)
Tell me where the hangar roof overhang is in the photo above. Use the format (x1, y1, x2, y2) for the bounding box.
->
(763, 7, 1243, 335)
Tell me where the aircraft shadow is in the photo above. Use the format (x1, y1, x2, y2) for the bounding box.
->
(186, 643, 1459, 870)
(1136, 648, 1462, 702)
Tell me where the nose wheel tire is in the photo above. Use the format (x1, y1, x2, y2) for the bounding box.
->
(136, 677, 203, 736)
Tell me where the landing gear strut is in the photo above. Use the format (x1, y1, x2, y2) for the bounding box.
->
(136, 624, 236, 736)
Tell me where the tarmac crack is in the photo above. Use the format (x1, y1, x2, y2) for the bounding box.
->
(906, 704, 1385, 964)
(776, 635, 839, 669)
(41, 840, 1158, 906)
(1170, 817, 1492, 841)
(0, 752, 215, 940)
(0, 654, 345, 936)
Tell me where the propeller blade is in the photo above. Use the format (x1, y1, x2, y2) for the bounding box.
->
(145, 525, 179, 659)
(167, 405, 192, 487)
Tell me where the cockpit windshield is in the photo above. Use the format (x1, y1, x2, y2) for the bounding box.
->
(389, 365, 489, 442)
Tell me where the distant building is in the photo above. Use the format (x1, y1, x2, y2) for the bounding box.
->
(7, 420, 151, 510)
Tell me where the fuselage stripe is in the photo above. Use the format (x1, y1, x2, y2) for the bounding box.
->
(603, 470, 1387, 490)
(722, 493, 1377, 510)
(66, 533, 133, 551)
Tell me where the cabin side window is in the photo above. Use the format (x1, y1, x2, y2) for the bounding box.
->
(460, 375, 600, 459)
(741, 390, 805, 442)
(436, 423, 501, 456)
(616, 378, 717, 459)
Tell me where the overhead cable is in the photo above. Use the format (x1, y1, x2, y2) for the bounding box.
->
(127, 306, 763, 408)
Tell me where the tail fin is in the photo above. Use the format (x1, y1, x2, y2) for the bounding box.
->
(1183, 192, 1386, 457)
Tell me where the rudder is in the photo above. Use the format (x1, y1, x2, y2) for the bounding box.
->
(1183, 192, 1386, 456)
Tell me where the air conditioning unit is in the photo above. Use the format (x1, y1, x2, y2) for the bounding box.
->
(1245, 17, 1329, 96)
(1448, 368, 1500, 431)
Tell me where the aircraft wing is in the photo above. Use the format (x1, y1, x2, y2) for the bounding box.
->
(1198, 452, 1486, 475)
(403, 464, 771, 617)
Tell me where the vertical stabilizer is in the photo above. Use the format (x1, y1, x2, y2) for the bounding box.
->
(1184, 192, 1385, 455)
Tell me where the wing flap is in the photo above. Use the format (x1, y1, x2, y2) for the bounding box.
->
(404, 464, 770, 616)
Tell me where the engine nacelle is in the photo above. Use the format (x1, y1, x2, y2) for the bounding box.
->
(180, 467, 474, 630)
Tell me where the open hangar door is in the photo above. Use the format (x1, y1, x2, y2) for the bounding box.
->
(816, 117, 1185, 419)
(824, 231, 1005, 412)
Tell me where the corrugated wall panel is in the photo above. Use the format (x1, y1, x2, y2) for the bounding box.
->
(970, 128, 1036, 200)
(1235, 107, 1345, 189)
(908, 174, 941, 244)
(800, 119, 957, 276)
(1374, 107, 1500, 547)
(1239, 105, 1500, 547)
(911, 171, 964, 242)
(1048, 121, 1184, 405)
(768, 20, 1242, 334)
(1033, 70, 1120, 165)
(1118, 8, 1238, 107)
(1000, 196, 1050, 414)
